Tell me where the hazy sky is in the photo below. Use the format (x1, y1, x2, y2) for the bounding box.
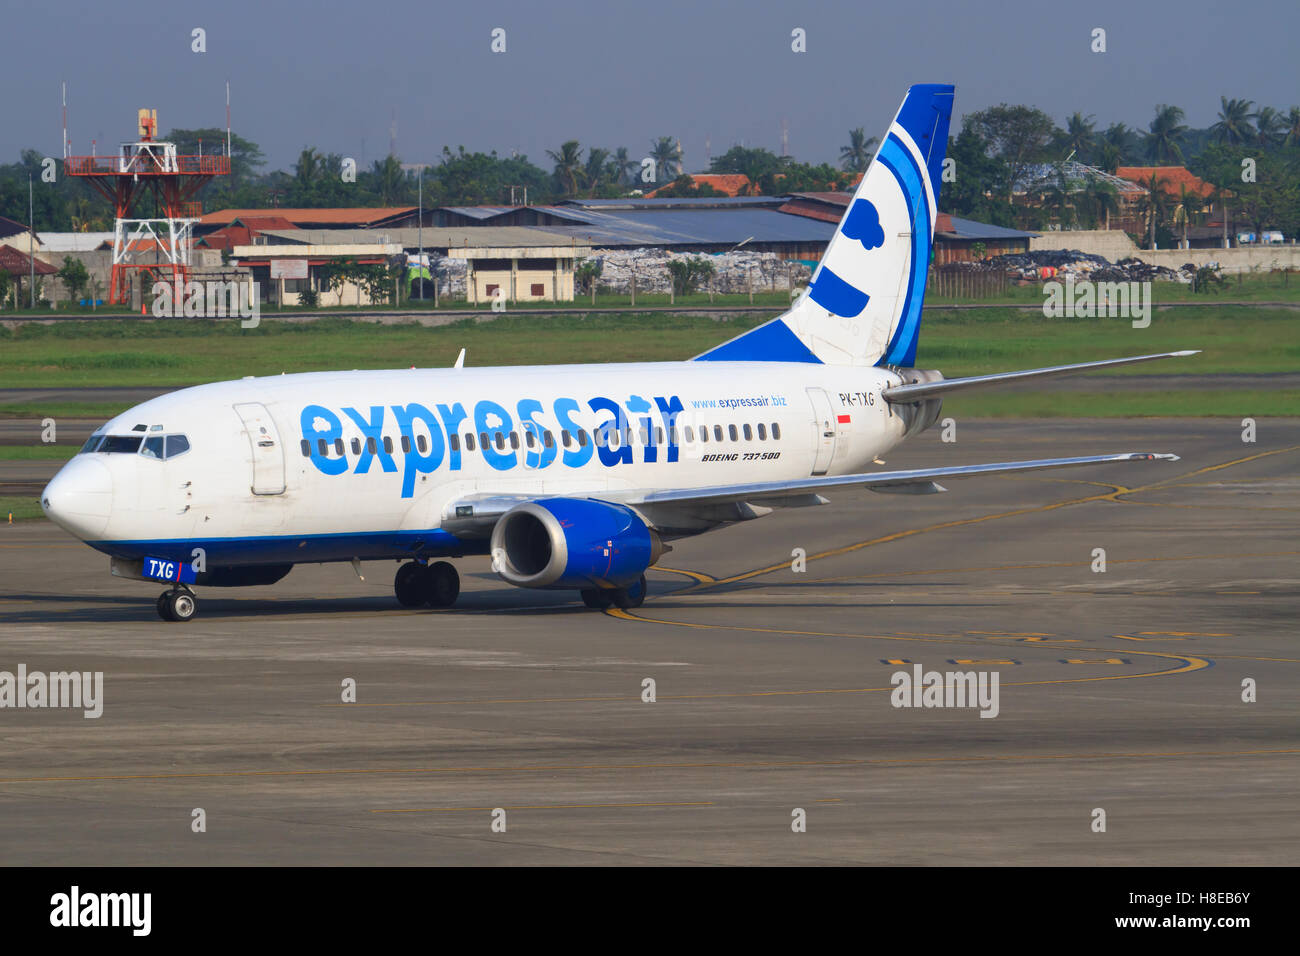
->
(9, 0, 1299, 174)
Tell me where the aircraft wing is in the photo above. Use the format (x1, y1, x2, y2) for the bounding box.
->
(623, 452, 1179, 508)
(444, 453, 1179, 534)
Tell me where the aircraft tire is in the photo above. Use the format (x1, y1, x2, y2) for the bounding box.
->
(394, 562, 431, 607)
(165, 590, 197, 622)
(581, 589, 612, 609)
(157, 592, 174, 621)
(611, 576, 647, 610)
(426, 561, 460, 608)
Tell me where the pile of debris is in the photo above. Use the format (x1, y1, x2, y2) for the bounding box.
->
(977, 249, 1196, 284)
(584, 248, 812, 295)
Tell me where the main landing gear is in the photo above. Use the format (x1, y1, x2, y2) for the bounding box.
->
(156, 586, 197, 622)
(394, 560, 460, 609)
(581, 574, 647, 610)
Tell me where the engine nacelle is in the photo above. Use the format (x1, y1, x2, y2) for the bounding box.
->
(489, 498, 665, 590)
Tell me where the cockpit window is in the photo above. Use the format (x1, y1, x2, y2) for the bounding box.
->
(141, 436, 165, 459)
(165, 434, 190, 458)
(79, 435, 104, 454)
(99, 435, 142, 454)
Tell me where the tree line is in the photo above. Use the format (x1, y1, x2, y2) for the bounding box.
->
(1, 97, 1297, 239)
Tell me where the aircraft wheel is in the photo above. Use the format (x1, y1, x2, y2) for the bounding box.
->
(394, 562, 431, 607)
(426, 561, 460, 608)
(165, 589, 197, 622)
(611, 575, 647, 610)
(581, 588, 612, 609)
(157, 592, 174, 621)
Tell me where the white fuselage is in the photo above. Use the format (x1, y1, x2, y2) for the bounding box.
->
(44, 360, 913, 569)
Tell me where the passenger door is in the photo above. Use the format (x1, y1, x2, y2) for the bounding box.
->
(233, 403, 286, 495)
(805, 387, 837, 476)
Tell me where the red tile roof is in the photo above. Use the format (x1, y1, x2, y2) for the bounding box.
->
(0, 245, 58, 276)
(1116, 166, 1215, 199)
(646, 174, 753, 197)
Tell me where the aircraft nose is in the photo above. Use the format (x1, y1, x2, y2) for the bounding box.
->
(42, 456, 114, 539)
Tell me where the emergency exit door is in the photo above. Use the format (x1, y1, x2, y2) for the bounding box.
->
(806, 387, 837, 476)
(233, 403, 286, 495)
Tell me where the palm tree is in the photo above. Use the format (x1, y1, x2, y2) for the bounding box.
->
(583, 147, 611, 195)
(648, 137, 682, 183)
(1284, 107, 1300, 147)
(547, 140, 585, 196)
(294, 147, 324, 186)
(370, 155, 407, 205)
(610, 146, 638, 187)
(839, 128, 878, 172)
(1145, 105, 1188, 164)
(1137, 171, 1171, 249)
(1170, 183, 1201, 249)
(1253, 107, 1285, 149)
(1081, 179, 1120, 229)
(1211, 97, 1255, 144)
(1063, 113, 1096, 161)
(1101, 123, 1136, 165)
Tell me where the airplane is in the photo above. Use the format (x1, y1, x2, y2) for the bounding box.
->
(41, 84, 1194, 622)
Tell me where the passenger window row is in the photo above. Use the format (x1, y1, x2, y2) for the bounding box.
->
(299, 422, 783, 458)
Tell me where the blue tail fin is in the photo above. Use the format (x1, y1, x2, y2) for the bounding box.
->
(695, 83, 954, 367)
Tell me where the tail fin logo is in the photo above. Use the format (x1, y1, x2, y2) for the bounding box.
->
(841, 199, 885, 250)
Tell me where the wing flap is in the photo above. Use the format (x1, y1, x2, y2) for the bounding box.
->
(626, 453, 1179, 508)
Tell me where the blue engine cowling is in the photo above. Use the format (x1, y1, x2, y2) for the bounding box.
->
(489, 498, 664, 590)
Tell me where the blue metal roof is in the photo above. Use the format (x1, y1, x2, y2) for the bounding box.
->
(943, 216, 1038, 240)
(535, 208, 836, 246)
(559, 196, 780, 209)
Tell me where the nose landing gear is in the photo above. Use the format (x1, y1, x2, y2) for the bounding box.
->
(157, 586, 197, 622)
(394, 560, 460, 609)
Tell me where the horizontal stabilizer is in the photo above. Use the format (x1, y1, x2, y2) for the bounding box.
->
(882, 351, 1199, 402)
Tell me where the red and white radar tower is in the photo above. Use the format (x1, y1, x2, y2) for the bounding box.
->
(65, 109, 229, 305)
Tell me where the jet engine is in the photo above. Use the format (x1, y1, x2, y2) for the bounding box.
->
(489, 498, 666, 590)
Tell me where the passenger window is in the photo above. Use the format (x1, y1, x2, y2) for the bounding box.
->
(729, 424, 739, 442)
(525, 431, 536, 449)
(351, 438, 361, 455)
(449, 434, 460, 452)
(141, 436, 164, 459)
(772, 423, 782, 440)
(667, 427, 676, 444)
(479, 432, 489, 450)
(417, 434, 428, 453)
(578, 430, 589, 448)
(743, 424, 752, 441)
(495, 433, 506, 451)
(711, 425, 722, 442)
(335, 438, 345, 455)
(544, 430, 554, 449)
(699, 427, 708, 444)
(400, 435, 411, 453)
(656, 427, 664, 444)
(465, 433, 476, 451)
(595, 428, 608, 448)
(367, 437, 377, 455)
(317, 438, 328, 456)
(685, 426, 695, 443)
(561, 430, 572, 448)
(757, 423, 767, 441)
(300, 440, 310, 457)
(383, 436, 393, 454)
(638, 427, 649, 445)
